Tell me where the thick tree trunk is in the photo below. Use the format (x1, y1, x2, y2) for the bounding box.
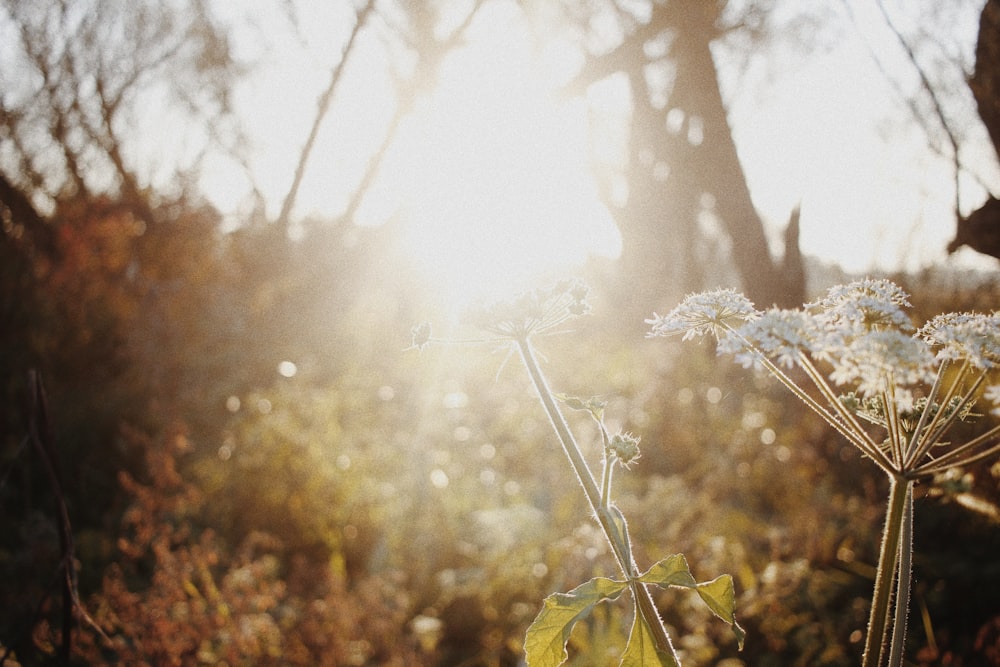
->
(970, 0, 1000, 163)
(952, 0, 1000, 260)
(567, 4, 805, 316)
(670, 4, 801, 308)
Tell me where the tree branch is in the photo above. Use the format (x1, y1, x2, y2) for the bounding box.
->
(276, 1, 376, 229)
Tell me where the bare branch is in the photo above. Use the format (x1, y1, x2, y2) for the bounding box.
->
(875, 0, 963, 219)
(276, 1, 376, 229)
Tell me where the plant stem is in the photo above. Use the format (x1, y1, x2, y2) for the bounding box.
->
(863, 475, 911, 667)
(887, 482, 914, 667)
(515, 337, 679, 662)
(515, 338, 602, 510)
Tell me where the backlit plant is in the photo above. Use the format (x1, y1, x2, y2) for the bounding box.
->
(648, 278, 1000, 667)
(415, 280, 744, 666)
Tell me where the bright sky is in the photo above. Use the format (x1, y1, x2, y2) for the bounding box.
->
(203, 0, 1000, 307)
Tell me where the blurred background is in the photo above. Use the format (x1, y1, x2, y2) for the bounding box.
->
(2, 0, 1000, 664)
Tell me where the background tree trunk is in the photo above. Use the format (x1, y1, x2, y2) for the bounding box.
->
(570, 3, 804, 318)
(951, 0, 1000, 260)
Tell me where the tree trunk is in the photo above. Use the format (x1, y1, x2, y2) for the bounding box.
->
(670, 4, 800, 308)
(567, 3, 805, 316)
(952, 0, 1000, 260)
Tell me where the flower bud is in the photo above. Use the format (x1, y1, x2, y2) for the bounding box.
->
(609, 431, 641, 468)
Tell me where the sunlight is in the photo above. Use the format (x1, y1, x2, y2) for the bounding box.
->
(369, 5, 620, 309)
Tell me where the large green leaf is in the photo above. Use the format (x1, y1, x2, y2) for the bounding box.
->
(525, 576, 628, 667)
(620, 602, 680, 667)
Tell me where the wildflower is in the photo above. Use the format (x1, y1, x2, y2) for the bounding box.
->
(826, 329, 935, 400)
(811, 278, 914, 332)
(722, 308, 817, 369)
(465, 279, 591, 340)
(918, 311, 1000, 369)
(653, 278, 1000, 667)
(646, 288, 759, 342)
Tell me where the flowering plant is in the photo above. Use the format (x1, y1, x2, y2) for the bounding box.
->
(649, 278, 1000, 667)
(417, 280, 743, 667)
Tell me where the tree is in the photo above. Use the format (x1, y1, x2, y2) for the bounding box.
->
(951, 0, 1000, 259)
(0, 0, 244, 223)
(839, 0, 1000, 262)
(553, 1, 806, 314)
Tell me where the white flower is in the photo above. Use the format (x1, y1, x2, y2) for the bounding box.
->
(609, 431, 641, 468)
(646, 289, 759, 342)
(723, 308, 817, 369)
(826, 329, 935, 398)
(918, 311, 1000, 369)
(811, 278, 914, 333)
(467, 279, 590, 339)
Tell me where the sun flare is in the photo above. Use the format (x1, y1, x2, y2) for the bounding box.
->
(374, 7, 620, 310)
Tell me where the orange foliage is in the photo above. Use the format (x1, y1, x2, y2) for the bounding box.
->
(67, 425, 429, 666)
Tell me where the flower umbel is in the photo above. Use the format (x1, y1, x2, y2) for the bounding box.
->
(410, 321, 432, 350)
(652, 278, 1000, 667)
(810, 278, 914, 332)
(918, 311, 1000, 369)
(646, 288, 759, 342)
(719, 308, 816, 369)
(466, 279, 591, 340)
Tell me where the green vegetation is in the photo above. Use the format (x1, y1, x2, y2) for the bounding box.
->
(4, 199, 1000, 665)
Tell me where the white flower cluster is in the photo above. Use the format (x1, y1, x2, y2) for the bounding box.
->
(646, 288, 758, 341)
(467, 279, 591, 340)
(650, 279, 1000, 476)
(919, 312, 1000, 370)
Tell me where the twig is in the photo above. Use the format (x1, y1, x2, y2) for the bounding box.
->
(26, 370, 74, 663)
(276, 1, 376, 228)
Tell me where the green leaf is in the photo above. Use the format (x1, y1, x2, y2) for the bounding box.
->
(524, 577, 628, 667)
(637, 556, 745, 651)
(553, 392, 607, 420)
(695, 575, 736, 623)
(620, 602, 679, 667)
(637, 554, 697, 588)
(696, 575, 746, 649)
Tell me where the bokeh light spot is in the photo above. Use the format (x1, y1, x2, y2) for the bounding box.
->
(442, 391, 469, 409)
(430, 468, 449, 489)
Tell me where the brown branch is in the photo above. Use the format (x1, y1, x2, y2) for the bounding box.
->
(276, 0, 376, 228)
(26, 370, 74, 664)
(317, 0, 487, 226)
(873, 0, 963, 219)
(843, 0, 971, 217)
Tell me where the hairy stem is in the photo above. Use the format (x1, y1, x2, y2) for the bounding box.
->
(887, 482, 914, 667)
(863, 476, 911, 667)
(515, 337, 679, 662)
